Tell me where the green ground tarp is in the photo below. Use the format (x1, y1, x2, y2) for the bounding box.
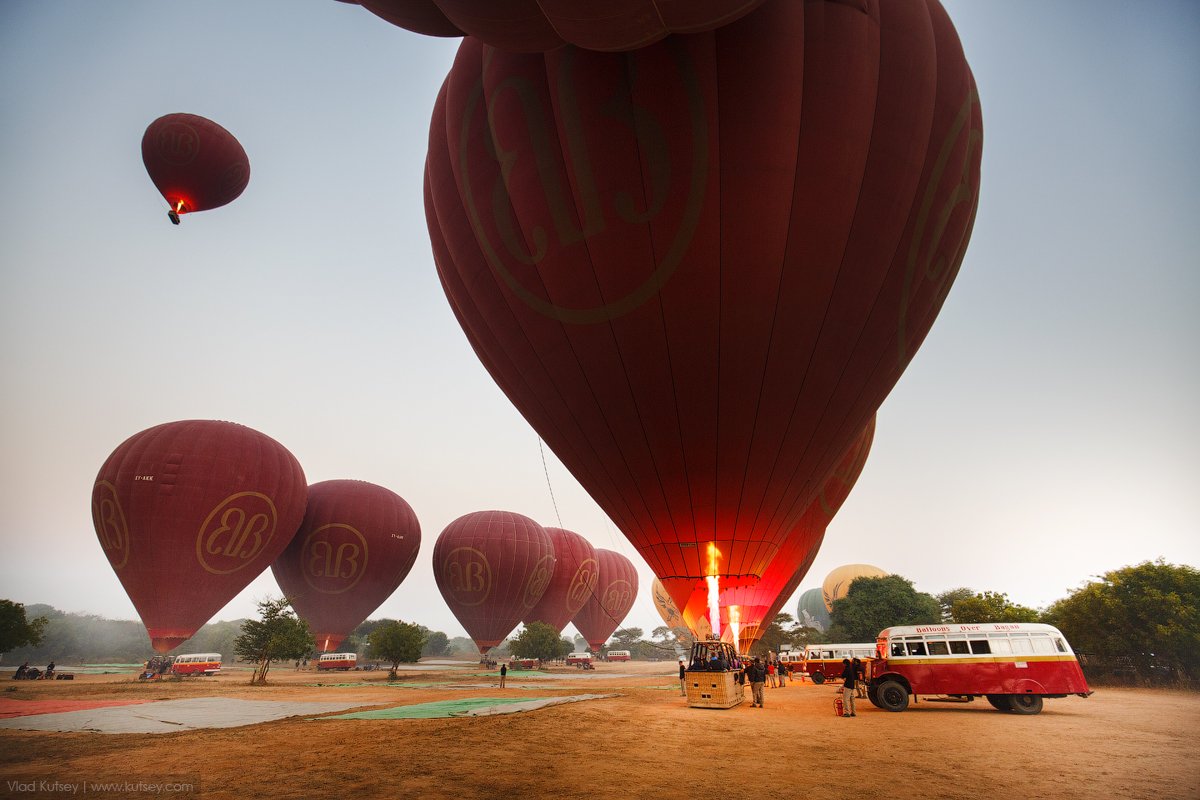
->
(319, 693, 619, 720)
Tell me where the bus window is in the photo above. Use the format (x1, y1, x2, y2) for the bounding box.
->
(1055, 638, 1067, 653)
(892, 642, 906, 657)
(968, 639, 991, 654)
(949, 639, 970, 655)
(926, 637, 949, 656)
(1011, 637, 1033, 654)
(1032, 636, 1055, 654)
(906, 640, 927, 656)
(989, 637, 1012, 654)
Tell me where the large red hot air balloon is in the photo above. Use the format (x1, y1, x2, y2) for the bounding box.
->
(141, 113, 250, 224)
(271, 480, 421, 652)
(685, 417, 875, 652)
(523, 527, 598, 633)
(91, 420, 307, 653)
(572, 549, 638, 651)
(353, 0, 766, 53)
(425, 0, 981, 621)
(432, 510, 553, 653)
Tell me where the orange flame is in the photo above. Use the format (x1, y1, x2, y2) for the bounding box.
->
(729, 606, 741, 655)
(705, 542, 722, 639)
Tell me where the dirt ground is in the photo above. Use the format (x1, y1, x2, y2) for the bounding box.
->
(1, 661, 1197, 800)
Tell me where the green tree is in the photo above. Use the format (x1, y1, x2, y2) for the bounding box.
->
(0, 600, 48, 656)
(1044, 560, 1200, 681)
(827, 575, 941, 641)
(368, 620, 428, 678)
(233, 597, 315, 685)
(609, 627, 644, 650)
(421, 630, 452, 658)
(935, 587, 975, 621)
(509, 622, 571, 663)
(950, 591, 1040, 624)
(752, 613, 807, 658)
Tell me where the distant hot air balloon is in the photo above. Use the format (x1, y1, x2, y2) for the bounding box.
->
(91, 420, 307, 652)
(651, 577, 684, 630)
(680, 417, 875, 652)
(353, 0, 766, 53)
(271, 480, 421, 652)
(426, 0, 981, 630)
(797, 587, 831, 632)
(823, 564, 889, 613)
(142, 113, 250, 224)
(572, 549, 638, 651)
(523, 527, 598, 633)
(433, 510, 553, 654)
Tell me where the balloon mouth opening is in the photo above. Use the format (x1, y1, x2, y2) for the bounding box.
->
(150, 635, 189, 654)
(317, 634, 345, 653)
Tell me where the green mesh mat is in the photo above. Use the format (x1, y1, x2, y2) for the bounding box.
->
(319, 693, 616, 720)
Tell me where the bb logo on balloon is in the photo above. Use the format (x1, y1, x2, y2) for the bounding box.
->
(442, 547, 493, 606)
(301, 523, 370, 594)
(523, 554, 555, 610)
(603, 580, 634, 615)
(153, 120, 200, 166)
(196, 491, 279, 575)
(91, 480, 130, 571)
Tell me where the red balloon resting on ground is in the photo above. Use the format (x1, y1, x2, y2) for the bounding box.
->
(91, 420, 307, 653)
(272, 480, 421, 652)
(572, 549, 639, 651)
(353, 0, 766, 53)
(141, 113, 249, 224)
(523, 527, 598, 633)
(432, 510, 553, 653)
(425, 0, 981, 619)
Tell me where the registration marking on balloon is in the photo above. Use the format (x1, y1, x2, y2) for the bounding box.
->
(565, 557, 600, 614)
(301, 523, 370, 594)
(458, 41, 708, 324)
(195, 492, 279, 575)
(91, 480, 130, 571)
(522, 554, 555, 610)
(441, 546, 493, 607)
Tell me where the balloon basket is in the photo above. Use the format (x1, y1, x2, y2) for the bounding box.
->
(685, 669, 745, 709)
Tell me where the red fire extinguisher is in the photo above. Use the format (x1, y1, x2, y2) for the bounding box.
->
(835, 695, 845, 717)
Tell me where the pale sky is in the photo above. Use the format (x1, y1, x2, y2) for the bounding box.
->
(1, 1, 1196, 645)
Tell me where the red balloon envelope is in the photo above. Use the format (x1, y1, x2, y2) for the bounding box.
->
(141, 113, 250, 223)
(572, 549, 639, 651)
(91, 420, 307, 653)
(271, 480, 421, 652)
(356, 0, 766, 53)
(432, 510, 553, 653)
(523, 527, 598, 633)
(425, 0, 981, 616)
(683, 417, 876, 652)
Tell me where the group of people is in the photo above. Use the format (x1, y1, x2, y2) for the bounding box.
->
(12, 661, 54, 680)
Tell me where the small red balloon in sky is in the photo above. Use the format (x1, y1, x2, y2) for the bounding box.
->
(91, 420, 307, 653)
(141, 113, 250, 224)
(572, 549, 639, 652)
(432, 510, 553, 654)
(523, 527, 598, 633)
(272, 480, 421, 653)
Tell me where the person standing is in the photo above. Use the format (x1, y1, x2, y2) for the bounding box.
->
(841, 658, 857, 717)
(499, 662, 507, 689)
(767, 659, 777, 688)
(778, 659, 788, 688)
(678, 660, 687, 697)
(853, 657, 868, 698)
(748, 657, 767, 708)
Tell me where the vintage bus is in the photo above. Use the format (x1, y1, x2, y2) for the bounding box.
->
(316, 653, 357, 671)
(566, 652, 593, 667)
(788, 642, 876, 683)
(606, 650, 632, 662)
(868, 623, 1092, 715)
(169, 653, 222, 676)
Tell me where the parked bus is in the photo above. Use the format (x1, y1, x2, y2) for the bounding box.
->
(869, 623, 1092, 715)
(169, 653, 222, 676)
(789, 642, 875, 684)
(606, 650, 632, 662)
(566, 652, 593, 667)
(316, 653, 357, 671)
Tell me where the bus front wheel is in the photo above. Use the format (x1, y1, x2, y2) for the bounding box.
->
(986, 694, 1012, 711)
(876, 680, 909, 712)
(811, 672, 825, 685)
(1007, 694, 1043, 715)
(867, 683, 883, 709)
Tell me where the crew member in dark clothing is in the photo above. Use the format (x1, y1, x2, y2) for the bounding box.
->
(748, 657, 767, 708)
(679, 660, 687, 696)
(841, 658, 857, 717)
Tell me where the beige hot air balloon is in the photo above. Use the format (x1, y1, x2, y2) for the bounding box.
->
(822, 564, 889, 612)
(652, 578, 685, 629)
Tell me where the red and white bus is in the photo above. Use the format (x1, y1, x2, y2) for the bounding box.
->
(785, 643, 875, 684)
(169, 653, 222, 676)
(316, 653, 357, 671)
(606, 650, 631, 662)
(868, 623, 1092, 715)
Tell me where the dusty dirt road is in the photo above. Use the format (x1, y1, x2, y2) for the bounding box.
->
(1, 661, 1196, 799)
